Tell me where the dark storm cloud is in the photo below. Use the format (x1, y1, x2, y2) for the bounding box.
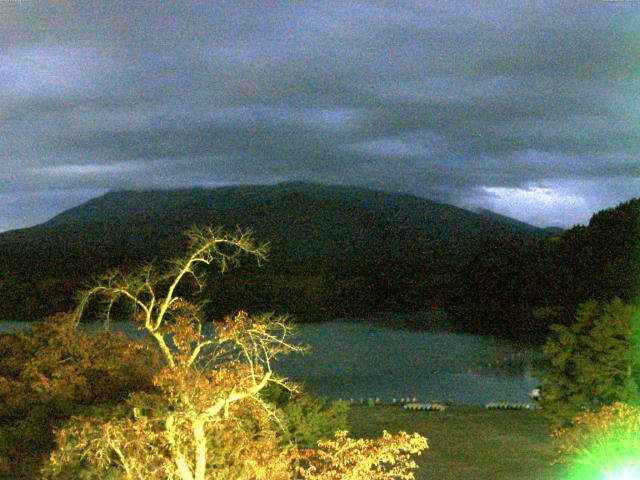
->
(0, 0, 638, 230)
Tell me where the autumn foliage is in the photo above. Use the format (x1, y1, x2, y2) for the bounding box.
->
(297, 430, 428, 480)
(7, 226, 429, 480)
(0, 313, 159, 478)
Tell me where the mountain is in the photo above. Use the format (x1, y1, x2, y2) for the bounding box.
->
(0, 182, 551, 276)
(0, 182, 553, 321)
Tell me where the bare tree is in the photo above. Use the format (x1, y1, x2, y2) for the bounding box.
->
(61, 226, 304, 480)
(47, 226, 427, 480)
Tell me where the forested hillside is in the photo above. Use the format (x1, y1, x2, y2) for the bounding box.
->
(0, 182, 551, 324)
(448, 198, 640, 340)
(2, 182, 636, 343)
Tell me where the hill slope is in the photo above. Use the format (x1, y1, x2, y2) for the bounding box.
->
(0, 182, 550, 276)
(0, 182, 552, 321)
(447, 197, 640, 341)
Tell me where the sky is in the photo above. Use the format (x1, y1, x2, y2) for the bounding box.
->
(0, 0, 638, 231)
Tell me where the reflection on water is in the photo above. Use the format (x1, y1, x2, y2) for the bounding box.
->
(1, 318, 540, 405)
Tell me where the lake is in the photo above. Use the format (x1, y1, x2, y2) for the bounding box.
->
(0, 317, 539, 405)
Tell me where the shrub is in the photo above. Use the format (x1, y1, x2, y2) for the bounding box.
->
(280, 394, 350, 448)
(298, 429, 428, 480)
(0, 313, 159, 478)
(262, 383, 350, 448)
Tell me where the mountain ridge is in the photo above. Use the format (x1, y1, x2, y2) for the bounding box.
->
(28, 181, 549, 234)
(0, 181, 556, 322)
(0, 181, 555, 276)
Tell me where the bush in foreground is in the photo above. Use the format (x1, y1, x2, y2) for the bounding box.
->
(0, 314, 159, 478)
(298, 430, 428, 480)
(263, 383, 350, 448)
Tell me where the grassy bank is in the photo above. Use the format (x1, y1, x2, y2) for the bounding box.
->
(348, 405, 563, 480)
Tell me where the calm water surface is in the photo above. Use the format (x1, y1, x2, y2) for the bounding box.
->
(1, 318, 539, 405)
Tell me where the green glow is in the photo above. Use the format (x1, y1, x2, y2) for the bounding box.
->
(560, 408, 640, 479)
(563, 450, 640, 480)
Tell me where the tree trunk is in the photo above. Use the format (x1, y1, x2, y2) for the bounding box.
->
(193, 417, 207, 480)
(166, 415, 195, 480)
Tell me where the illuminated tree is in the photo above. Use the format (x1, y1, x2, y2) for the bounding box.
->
(297, 430, 428, 480)
(44, 226, 428, 479)
(0, 313, 159, 478)
(45, 227, 303, 479)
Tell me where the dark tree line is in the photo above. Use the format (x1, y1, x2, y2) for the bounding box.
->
(445, 198, 640, 341)
(1, 198, 638, 344)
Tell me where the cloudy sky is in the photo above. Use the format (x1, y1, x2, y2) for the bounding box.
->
(1, 1, 638, 231)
